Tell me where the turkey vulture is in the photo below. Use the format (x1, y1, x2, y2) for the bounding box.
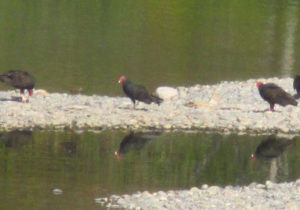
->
(114, 131, 160, 160)
(118, 76, 163, 108)
(293, 75, 300, 99)
(251, 136, 295, 161)
(0, 70, 35, 102)
(256, 82, 297, 111)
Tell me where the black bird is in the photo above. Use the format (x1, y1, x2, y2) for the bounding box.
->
(114, 131, 160, 160)
(0, 70, 35, 102)
(293, 75, 300, 99)
(256, 82, 297, 111)
(118, 76, 163, 108)
(251, 136, 295, 160)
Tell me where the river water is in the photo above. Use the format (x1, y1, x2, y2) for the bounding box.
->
(0, 130, 298, 209)
(0, 1, 300, 95)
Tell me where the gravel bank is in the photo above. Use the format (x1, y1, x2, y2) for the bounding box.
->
(96, 180, 300, 209)
(0, 77, 299, 133)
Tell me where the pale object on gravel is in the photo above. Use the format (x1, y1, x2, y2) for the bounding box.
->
(156, 87, 178, 100)
(34, 89, 49, 96)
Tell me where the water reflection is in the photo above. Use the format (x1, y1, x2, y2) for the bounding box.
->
(251, 136, 295, 160)
(0, 130, 33, 149)
(59, 132, 79, 156)
(251, 136, 296, 182)
(114, 131, 161, 160)
(0, 131, 299, 209)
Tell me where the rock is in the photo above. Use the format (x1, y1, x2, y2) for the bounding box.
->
(52, 188, 63, 195)
(34, 89, 49, 96)
(142, 191, 152, 197)
(256, 184, 265, 189)
(287, 201, 299, 210)
(156, 87, 178, 100)
(128, 203, 136, 209)
(207, 186, 220, 195)
(116, 198, 126, 205)
(159, 196, 167, 201)
(110, 194, 120, 200)
(95, 197, 108, 204)
(164, 124, 172, 129)
(110, 204, 121, 208)
(281, 126, 290, 133)
(190, 187, 200, 193)
(295, 179, 300, 186)
(265, 180, 274, 189)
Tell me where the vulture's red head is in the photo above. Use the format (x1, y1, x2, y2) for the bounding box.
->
(251, 153, 257, 161)
(118, 76, 126, 85)
(114, 151, 122, 160)
(256, 82, 263, 88)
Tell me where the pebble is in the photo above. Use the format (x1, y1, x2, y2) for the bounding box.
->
(207, 186, 220, 195)
(52, 188, 63, 195)
(190, 187, 200, 193)
(256, 184, 265, 189)
(265, 180, 274, 189)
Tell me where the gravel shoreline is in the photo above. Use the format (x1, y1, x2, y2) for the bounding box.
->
(96, 180, 300, 210)
(0, 77, 299, 133)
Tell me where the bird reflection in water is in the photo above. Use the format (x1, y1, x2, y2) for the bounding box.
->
(251, 136, 295, 161)
(0, 130, 33, 149)
(59, 132, 80, 156)
(251, 136, 296, 182)
(115, 131, 161, 160)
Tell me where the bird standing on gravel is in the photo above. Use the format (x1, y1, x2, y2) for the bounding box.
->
(118, 76, 163, 109)
(256, 82, 297, 111)
(0, 70, 35, 102)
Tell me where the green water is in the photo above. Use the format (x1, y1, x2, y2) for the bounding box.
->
(0, 1, 300, 95)
(0, 130, 298, 209)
